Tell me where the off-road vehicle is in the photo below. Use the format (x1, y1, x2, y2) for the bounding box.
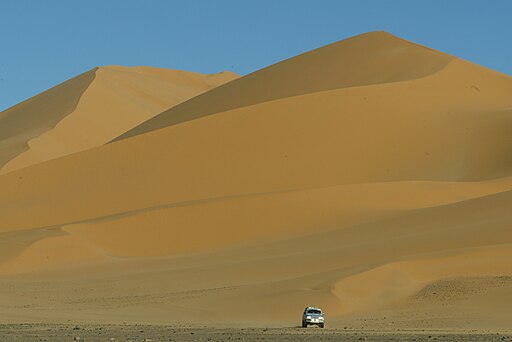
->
(301, 307, 325, 328)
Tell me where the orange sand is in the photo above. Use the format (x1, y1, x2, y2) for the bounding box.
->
(0, 31, 510, 331)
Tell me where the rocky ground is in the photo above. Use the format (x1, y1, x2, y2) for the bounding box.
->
(0, 324, 511, 342)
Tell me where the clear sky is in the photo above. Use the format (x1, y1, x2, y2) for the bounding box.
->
(1, 0, 511, 111)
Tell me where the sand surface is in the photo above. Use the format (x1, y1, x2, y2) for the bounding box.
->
(0, 31, 511, 332)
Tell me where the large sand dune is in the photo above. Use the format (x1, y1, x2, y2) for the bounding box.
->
(0, 66, 238, 174)
(0, 31, 511, 331)
(114, 31, 455, 141)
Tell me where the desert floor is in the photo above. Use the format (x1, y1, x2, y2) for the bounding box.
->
(1, 324, 511, 342)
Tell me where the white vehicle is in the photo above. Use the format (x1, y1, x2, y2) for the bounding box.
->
(301, 307, 325, 328)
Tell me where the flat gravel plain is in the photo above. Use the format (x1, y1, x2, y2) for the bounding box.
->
(0, 324, 511, 342)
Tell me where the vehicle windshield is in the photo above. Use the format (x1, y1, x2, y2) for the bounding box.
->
(307, 309, 322, 315)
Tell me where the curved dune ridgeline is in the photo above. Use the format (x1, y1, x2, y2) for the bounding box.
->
(114, 31, 455, 141)
(0, 68, 97, 169)
(0, 66, 238, 174)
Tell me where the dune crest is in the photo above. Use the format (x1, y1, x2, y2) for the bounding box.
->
(0, 69, 96, 170)
(0, 66, 238, 174)
(115, 31, 457, 141)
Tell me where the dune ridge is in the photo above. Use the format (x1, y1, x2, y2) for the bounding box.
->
(0, 31, 511, 330)
(0, 69, 96, 170)
(114, 31, 456, 141)
(0, 66, 238, 174)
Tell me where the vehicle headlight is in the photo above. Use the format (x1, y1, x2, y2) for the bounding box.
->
(306, 316, 311, 319)
(319, 317, 324, 320)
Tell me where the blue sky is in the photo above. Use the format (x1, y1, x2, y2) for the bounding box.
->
(0, 0, 511, 111)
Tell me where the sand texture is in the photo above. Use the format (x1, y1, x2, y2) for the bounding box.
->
(0, 31, 511, 333)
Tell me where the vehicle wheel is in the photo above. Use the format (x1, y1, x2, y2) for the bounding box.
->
(319, 323, 324, 328)
(302, 321, 307, 328)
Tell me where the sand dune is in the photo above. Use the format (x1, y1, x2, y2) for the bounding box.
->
(0, 66, 238, 174)
(0, 69, 95, 170)
(0, 31, 511, 331)
(115, 31, 455, 141)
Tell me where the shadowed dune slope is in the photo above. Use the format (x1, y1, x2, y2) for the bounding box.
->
(0, 69, 96, 169)
(114, 31, 455, 141)
(0, 31, 511, 329)
(0, 66, 238, 174)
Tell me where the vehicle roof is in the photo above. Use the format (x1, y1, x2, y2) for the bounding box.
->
(305, 307, 322, 311)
